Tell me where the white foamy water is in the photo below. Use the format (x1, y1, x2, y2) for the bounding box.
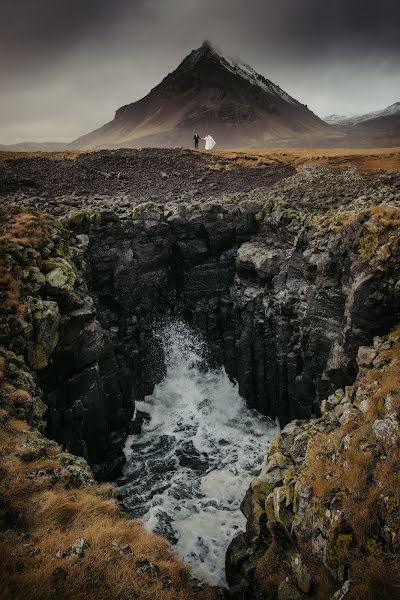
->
(118, 320, 277, 585)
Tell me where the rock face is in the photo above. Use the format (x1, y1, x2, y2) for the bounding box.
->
(0, 209, 131, 478)
(64, 173, 399, 431)
(226, 332, 400, 599)
(1, 161, 399, 478)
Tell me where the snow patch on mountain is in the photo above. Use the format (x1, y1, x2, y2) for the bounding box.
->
(223, 56, 301, 106)
(323, 114, 349, 125)
(324, 102, 400, 127)
(188, 42, 301, 106)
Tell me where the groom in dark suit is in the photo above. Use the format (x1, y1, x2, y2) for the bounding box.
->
(193, 133, 200, 149)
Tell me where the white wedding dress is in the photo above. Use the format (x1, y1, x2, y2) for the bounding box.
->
(203, 135, 216, 150)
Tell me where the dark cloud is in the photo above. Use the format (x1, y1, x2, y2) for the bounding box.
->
(1, 0, 399, 143)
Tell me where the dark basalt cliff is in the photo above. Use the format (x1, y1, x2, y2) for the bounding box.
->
(2, 162, 400, 477)
(60, 183, 399, 439)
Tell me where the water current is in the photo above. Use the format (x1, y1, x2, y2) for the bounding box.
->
(118, 320, 277, 585)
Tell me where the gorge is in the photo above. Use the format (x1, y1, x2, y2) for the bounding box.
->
(0, 148, 399, 599)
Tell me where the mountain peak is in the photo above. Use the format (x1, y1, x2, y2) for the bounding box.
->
(186, 40, 221, 64)
(179, 43, 301, 107)
(200, 40, 213, 51)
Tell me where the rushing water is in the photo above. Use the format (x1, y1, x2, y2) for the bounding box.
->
(118, 320, 277, 585)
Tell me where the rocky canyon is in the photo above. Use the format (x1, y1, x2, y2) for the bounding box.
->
(0, 147, 399, 599)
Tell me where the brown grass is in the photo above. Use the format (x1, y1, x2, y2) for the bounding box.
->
(301, 329, 400, 596)
(213, 147, 400, 172)
(349, 556, 400, 600)
(0, 150, 83, 167)
(0, 211, 51, 316)
(254, 541, 289, 599)
(0, 357, 216, 600)
(2, 147, 399, 172)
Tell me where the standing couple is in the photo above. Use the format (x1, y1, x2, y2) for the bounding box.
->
(194, 133, 216, 150)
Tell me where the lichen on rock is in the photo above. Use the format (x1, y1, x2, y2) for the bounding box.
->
(227, 332, 400, 598)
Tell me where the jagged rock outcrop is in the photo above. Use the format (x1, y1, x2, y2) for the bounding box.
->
(226, 332, 400, 599)
(0, 208, 131, 478)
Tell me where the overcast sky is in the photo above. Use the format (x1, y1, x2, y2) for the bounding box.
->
(1, 0, 399, 144)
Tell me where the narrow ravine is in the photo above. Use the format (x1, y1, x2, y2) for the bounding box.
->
(118, 320, 277, 585)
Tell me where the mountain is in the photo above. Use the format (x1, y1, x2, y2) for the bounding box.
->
(71, 41, 336, 149)
(0, 141, 69, 152)
(324, 102, 400, 145)
(325, 102, 400, 128)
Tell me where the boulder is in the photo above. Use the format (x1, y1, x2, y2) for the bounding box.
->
(43, 258, 77, 292)
(357, 346, 378, 368)
(236, 242, 285, 280)
(372, 415, 399, 445)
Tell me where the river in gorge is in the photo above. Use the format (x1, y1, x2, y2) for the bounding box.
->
(118, 319, 277, 585)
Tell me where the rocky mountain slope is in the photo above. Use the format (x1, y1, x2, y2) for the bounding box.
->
(324, 102, 400, 147)
(0, 148, 399, 598)
(71, 42, 336, 149)
(325, 102, 400, 129)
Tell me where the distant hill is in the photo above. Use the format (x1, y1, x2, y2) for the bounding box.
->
(323, 102, 400, 146)
(0, 141, 69, 152)
(71, 41, 337, 149)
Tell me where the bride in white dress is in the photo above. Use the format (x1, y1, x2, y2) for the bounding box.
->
(202, 134, 216, 150)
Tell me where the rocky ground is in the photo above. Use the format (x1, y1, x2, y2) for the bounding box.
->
(0, 148, 399, 600)
(0, 148, 293, 203)
(1, 149, 399, 220)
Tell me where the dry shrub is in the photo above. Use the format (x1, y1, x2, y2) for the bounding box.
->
(254, 541, 289, 598)
(302, 426, 349, 499)
(369, 206, 400, 227)
(0, 210, 51, 315)
(0, 211, 49, 246)
(302, 330, 400, 594)
(348, 555, 400, 600)
(0, 357, 5, 381)
(312, 211, 357, 236)
(313, 563, 337, 600)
